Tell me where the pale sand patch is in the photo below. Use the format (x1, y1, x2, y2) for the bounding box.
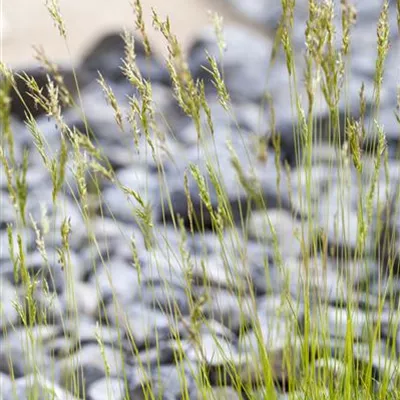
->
(1, 0, 268, 67)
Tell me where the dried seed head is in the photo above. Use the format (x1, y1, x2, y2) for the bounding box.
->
(45, 0, 67, 38)
(131, 0, 152, 56)
(346, 118, 363, 173)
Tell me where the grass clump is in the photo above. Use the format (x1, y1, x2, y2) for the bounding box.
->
(0, 0, 400, 399)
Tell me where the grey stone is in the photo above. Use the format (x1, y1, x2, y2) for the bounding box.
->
(0, 190, 17, 231)
(345, 291, 385, 311)
(239, 240, 278, 295)
(311, 306, 371, 341)
(128, 363, 196, 400)
(136, 279, 191, 316)
(289, 164, 393, 256)
(57, 343, 125, 397)
(314, 358, 346, 386)
(87, 377, 127, 400)
(284, 257, 375, 308)
(222, 0, 398, 50)
(135, 341, 177, 367)
(377, 309, 400, 357)
(19, 115, 67, 159)
(369, 276, 400, 304)
(88, 217, 132, 245)
(248, 209, 302, 260)
(0, 119, 28, 165)
(26, 193, 86, 252)
(64, 317, 122, 347)
(187, 230, 223, 256)
(376, 185, 400, 276)
(0, 372, 12, 395)
(361, 159, 400, 195)
(81, 218, 145, 263)
(102, 167, 160, 224)
(62, 92, 134, 170)
(123, 131, 183, 173)
(222, 0, 279, 29)
(238, 315, 302, 384)
(278, 390, 328, 400)
(290, 165, 337, 218)
(33, 289, 67, 324)
(0, 227, 36, 260)
(0, 280, 20, 331)
(44, 336, 76, 358)
(196, 319, 236, 341)
(189, 25, 273, 102)
(2, 249, 84, 294)
(9, 64, 82, 121)
(256, 294, 302, 323)
(171, 99, 270, 147)
(282, 257, 346, 305)
(352, 340, 400, 388)
(185, 334, 240, 367)
(200, 287, 254, 332)
(71, 281, 100, 317)
(139, 247, 187, 287)
(89, 258, 140, 305)
(80, 31, 169, 84)
(191, 252, 252, 293)
(0, 334, 52, 378)
(240, 297, 303, 384)
(106, 303, 185, 349)
(63, 81, 172, 170)
(149, 225, 183, 254)
(318, 183, 363, 251)
(205, 386, 241, 400)
(1, 374, 74, 400)
(310, 143, 339, 165)
(160, 126, 292, 227)
(5, 325, 61, 345)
